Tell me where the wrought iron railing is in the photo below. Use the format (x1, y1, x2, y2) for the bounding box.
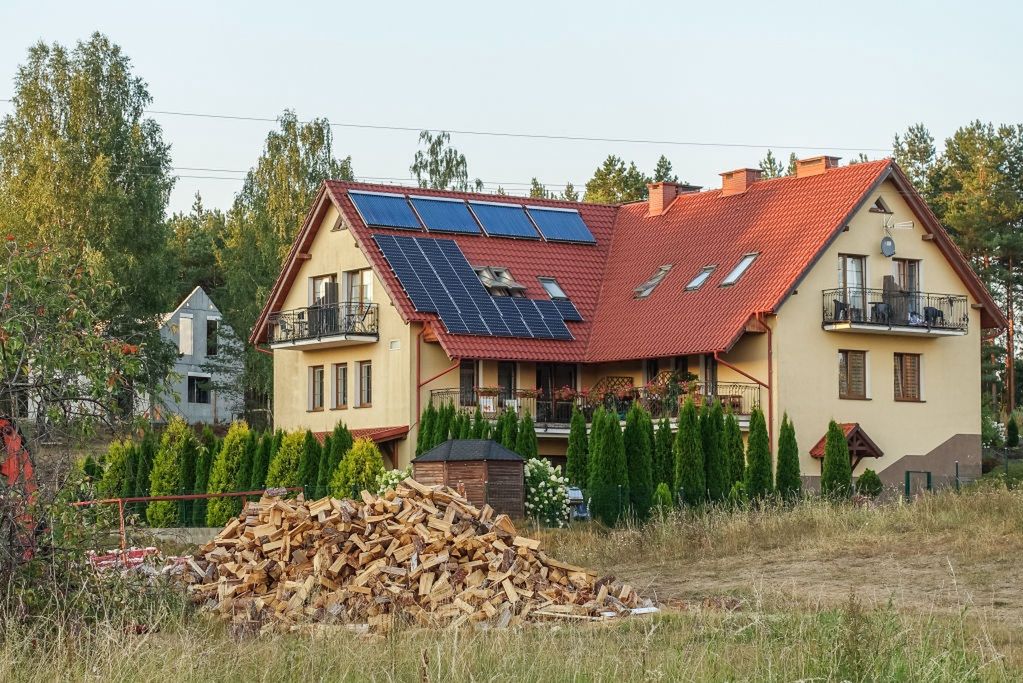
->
(822, 288, 968, 332)
(430, 381, 761, 427)
(268, 302, 379, 344)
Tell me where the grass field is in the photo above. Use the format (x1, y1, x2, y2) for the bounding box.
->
(3, 485, 1022, 681)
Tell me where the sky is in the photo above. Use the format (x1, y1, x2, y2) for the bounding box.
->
(1, 0, 1021, 215)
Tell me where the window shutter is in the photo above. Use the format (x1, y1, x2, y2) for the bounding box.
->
(849, 352, 866, 398)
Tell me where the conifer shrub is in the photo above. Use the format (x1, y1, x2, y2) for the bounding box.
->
(298, 430, 321, 493)
(500, 409, 518, 450)
(565, 406, 589, 487)
(250, 432, 273, 490)
(855, 468, 883, 498)
(674, 398, 704, 505)
(206, 421, 251, 527)
(147, 417, 194, 527)
(314, 434, 333, 497)
(744, 407, 773, 500)
(514, 413, 538, 459)
(98, 440, 132, 499)
(821, 419, 853, 499)
(1008, 415, 1020, 448)
(652, 481, 674, 514)
(775, 413, 802, 501)
(702, 402, 728, 502)
(471, 406, 486, 439)
(418, 403, 437, 454)
(330, 438, 386, 499)
(654, 418, 673, 487)
(234, 430, 257, 494)
(326, 422, 353, 482)
(623, 403, 654, 518)
(723, 410, 745, 488)
(587, 407, 629, 525)
(264, 431, 305, 488)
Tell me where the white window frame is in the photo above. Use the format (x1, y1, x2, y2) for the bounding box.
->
(186, 372, 211, 405)
(721, 253, 758, 286)
(178, 314, 193, 356)
(331, 362, 348, 409)
(309, 365, 325, 411)
(538, 277, 568, 300)
(355, 360, 372, 407)
(685, 266, 716, 291)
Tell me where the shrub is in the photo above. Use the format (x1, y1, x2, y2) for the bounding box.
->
(330, 438, 386, 499)
(235, 430, 257, 493)
(654, 418, 673, 487)
(856, 468, 884, 498)
(1008, 415, 1020, 448)
(265, 431, 305, 488)
(623, 403, 654, 519)
(298, 430, 321, 492)
(326, 423, 353, 484)
(376, 466, 413, 494)
(587, 406, 629, 525)
(744, 407, 773, 500)
(515, 413, 538, 459)
(776, 412, 802, 501)
(673, 398, 704, 505)
(524, 458, 570, 527)
(471, 406, 486, 439)
(723, 410, 745, 488)
(250, 432, 272, 490)
(565, 406, 589, 487)
(652, 481, 673, 512)
(98, 440, 132, 499)
(135, 430, 157, 497)
(147, 417, 194, 527)
(418, 403, 437, 454)
(432, 402, 454, 446)
(821, 419, 853, 499)
(205, 421, 251, 527)
(500, 409, 518, 450)
(702, 402, 728, 502)
(313, 434, 333, 497)
(728, 480, 748, 505)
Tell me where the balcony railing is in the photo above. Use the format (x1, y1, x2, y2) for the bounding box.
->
(430, 381, 762, 428)
(822, 288, 968, 333)
(268, 302, 379, 344)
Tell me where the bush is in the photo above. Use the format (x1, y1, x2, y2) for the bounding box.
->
(235, 430, 257, 493)
(134, 430, 157, 497)
(298, 430, 321, 492)
(325, 423, 353, 484)
(728, 480, 748, 505)
(524, 458, 570, 527)
(330, 438, 386, 499)
(702, 402, 728, 502)
(418, 403, 437, 454)
(147, 416, 194, 527)
(856, 468, 883, 498)
(776, 412, 802, 501)
(205, 421, 250, 527)
(724, 410, 745, 489)
(587, 406, 629, 525)
(1008, 416, 1020, 448)
(821, 420, 853, 499)
(97, 440, 132, 499)
(265, 431, 305, 488)
(250, 432, 273, 490)
(744, 407, 773, 500)
(566, 406, 589, 487)
(654, 418, 673, 487)
(515, 413, 538, 459)
(652, 481, 673, 512)
(500, 409, 518, 450)
(471, 406, 486, 439)
(674, 398, 704, 505)
(375, 466, 413, 494)
(623, 403, 654, 518)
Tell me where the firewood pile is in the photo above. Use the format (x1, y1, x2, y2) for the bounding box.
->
(180, 478, 651, 632)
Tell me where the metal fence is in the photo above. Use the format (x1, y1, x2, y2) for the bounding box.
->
(822, 287, 969, 332)
(267, 302, 379, 344)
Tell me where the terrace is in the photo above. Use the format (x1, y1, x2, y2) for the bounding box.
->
(822, 288, 969, 336)
(267, 302, 379, 349)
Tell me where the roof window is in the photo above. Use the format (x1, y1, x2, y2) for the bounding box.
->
(538, 277, 568, 300)
(721, 253, 758, 286)
(685, 266, 715, 291)
(475, 266, 527, 297)
(634, 265, 672, 299)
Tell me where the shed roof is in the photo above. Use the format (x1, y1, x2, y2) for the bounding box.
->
(413, 439, 524, 463)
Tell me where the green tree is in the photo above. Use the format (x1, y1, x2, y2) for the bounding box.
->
(313, 434, 333, 498)
(623, 403, 654, 518)
(265, 431, 305, 488)
(561, 182, 579, 202)
(235, 431, 257, 494)
(587, 407, 629, 525)
(418, 403, 437, 454)
(893, 123, 937, 198)
(820, 420, 853, 498)
(325, 422, 354, 486)
(471, 406, 486, 439)
(500, 409, 518, 450)
(298, 430, 321, 493)
(515, 413, 538, 459)
(167, 193, 227, 301)
(673, 399, 704, 504)
(652, 482, 674, 512)
(432, 402, 455, 446)
(583, 155, 650, 204)
(723, 410, 745, 488)
(529, 177, 551, 199)
(1008, 415, 1020, 448)
(758, 150, 786, 178)
(147, 417, 194, 526)
(855, 468, 883, 498)
(136, 431, 157, 497)
(744, 407, 773, 500)
(409, 131, 480, 191)
(786, 153, 798, 176)
(98, 440, 132, 499)
(775, 413, 802, 501)
(250, 431, 273, 490)
(565, 406, 589, 487)
(652, 155, 678, 183)
(702, 402, 728, 502)
(654, 418, 674, 487)
(206, 421, 250, 526)
(330, 438, 386, 499)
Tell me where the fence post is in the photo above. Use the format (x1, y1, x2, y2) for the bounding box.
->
(955, 460, 960, 492)
(117, 499, 126, 551)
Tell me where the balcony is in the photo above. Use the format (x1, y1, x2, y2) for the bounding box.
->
(430, 381, 762, 435)
(268, 302, 379, 349)
(822, 288, 968, 336)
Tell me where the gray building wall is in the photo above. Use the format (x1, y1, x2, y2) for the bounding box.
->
(155, 287, 242, 425)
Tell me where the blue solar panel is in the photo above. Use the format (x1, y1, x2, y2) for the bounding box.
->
(527, 207, 595, 244)
(349, 191, 421, 230)
(513, 298, 553, 339)
(494, 297, 532, 337)
(410, 196, 481, 234)
(372, 235, 436, 312)
(534, 299, 573, 339)
(468, 202, 539, 239)
(552, 299, 583, 322)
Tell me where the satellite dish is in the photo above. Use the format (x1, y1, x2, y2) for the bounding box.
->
(880, 235, 896, 257)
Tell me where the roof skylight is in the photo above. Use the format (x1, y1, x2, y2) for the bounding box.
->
(685, 266, 715, 291)
(539, 277, 568, 300)
(634, 265, 672, 299)
(721, 253, 758, 286)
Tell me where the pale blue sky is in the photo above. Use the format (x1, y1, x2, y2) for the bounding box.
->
(2, 0, 1021, 214)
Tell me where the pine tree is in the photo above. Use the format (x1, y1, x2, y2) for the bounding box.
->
(265, 431, 305, 488)
(654, 418, 673, 487)
(702, 402, 728, 502)
(565, 406, 589, 487)
(673, 399, 704, 505)
(501, 409, 519, 450)
(623, 403, 654, 518)
(775, 413, 802, 501)
(235, 430, 256, 494)
(314, 434, 333, 498)
(327, 422, 353, 480)
(744, 407, 773, 500)
(587, 407, 629, 525)
(250, 432, 272, 490)
(723, 410, 745, 488)
(821, 420, 853, 498)
(206, 422, 250, 526)
(147, 417, 193, 527)
(1008, 415, 1020, 448)
(514, 413, 538, 459)
(330, 438, 386, 499)
(471, 406, 486, 438)
(418, 403, 437, 454)
(298, 431, 321, 493)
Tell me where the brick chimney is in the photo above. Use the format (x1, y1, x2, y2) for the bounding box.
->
(720, 168, 762, 197)
(794, 155, 841, 178)
(646, 182, 702, 216)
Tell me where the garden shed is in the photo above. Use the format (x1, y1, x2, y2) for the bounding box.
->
(412, 439, 525, 518)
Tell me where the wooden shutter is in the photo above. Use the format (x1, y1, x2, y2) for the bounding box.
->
(840, 351, 866, 399)
(895, 354, 920, 400)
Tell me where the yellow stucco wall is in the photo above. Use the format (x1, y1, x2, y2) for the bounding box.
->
(772, 178, 982, 479)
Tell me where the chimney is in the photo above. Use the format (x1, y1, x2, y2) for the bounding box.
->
(646, 182, 702, 216)
(795, 155, 841, 178)
(720, 168, 762, 197)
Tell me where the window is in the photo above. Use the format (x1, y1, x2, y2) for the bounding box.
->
(205, 318, 219, 357)
(332, 363, 348, 409)
(839, 350, 867, 400)
(634, 265, 672, 298)
(869, 196, 893, 214)
(344, 269, 373, 305)
(538, 277, 568, 300)
(838, 254, 867, 319)
(357, 361, 372, 406)
(685, 266, 715, 291)
(893, 258, 920, 292)
(721, 253, 758, 286)
(311, 274, 338, 306)
(497, 361, 516, 403)
(308, 366, 325, 411)
(187, 375, 210, 404)
(178, 315, 193, 356)
(894, 353, 921, 401)
(459, 359, 476, 406)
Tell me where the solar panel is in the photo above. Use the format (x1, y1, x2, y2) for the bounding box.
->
(468, 202, 539, 239)
(552, 299, 583, 322)
(372, 235, 436, 312)
(513, 298, 553, 339)
(494, 297, 532, 337)
(410, 196, 481, 234)
(349, 191, 421, 230)
(534, 299, 573, 339)
(527, 207, 595, 244)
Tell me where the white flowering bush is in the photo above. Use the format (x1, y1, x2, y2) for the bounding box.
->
(524, 458, 570, 528)
(375, 466, 413, 494)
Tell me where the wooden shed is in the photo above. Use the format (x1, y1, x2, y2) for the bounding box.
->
(412, 439, 525, 518)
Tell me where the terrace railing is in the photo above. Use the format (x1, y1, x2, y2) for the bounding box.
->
(268, 302, 379, 344)
(822, 288, 968, 332)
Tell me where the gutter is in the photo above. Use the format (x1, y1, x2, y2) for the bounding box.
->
(415, 325, 460, 428)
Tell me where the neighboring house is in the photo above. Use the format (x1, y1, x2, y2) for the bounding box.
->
(154, 286, 242, 425)
(250, 157, 1006, 489)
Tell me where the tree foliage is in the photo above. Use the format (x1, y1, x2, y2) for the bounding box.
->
(409, 131, 480, 192)
(652, 155, 678, 183)
(583, 155, 650, 204)
(206, 421, 250, 526)
(98, 440, 132, 499)
(744, 407, 773, 500)
(702, 402, 728, 502)
(298, 430, 321, 493)
(855, 468, 883, 498)
(821, 420, 853, 499)
(514, 413, 538, 459)
(1009, 415, 1020, 448)
(653, 418, 674, 487)
(623, 403, 654, 518)
(264, 431, 305, 489)
(565, 406, 589, 487)
(587, 407, 628, 525)
(775, 413, 802, 501)
(673, 399, 704, 505)
(330, 438, 385, 499)
(723, 410, 745, 488)
(147, 417, 193, 526)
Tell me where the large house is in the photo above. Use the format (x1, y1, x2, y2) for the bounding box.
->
(250, 157, 1005, 489)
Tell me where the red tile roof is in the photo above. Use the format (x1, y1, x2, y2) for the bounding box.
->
(809, 422, 883, 459)
(251, 160, 1006, 363)
(312, 425, 410, 445)
(809, 423, 858, 457)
